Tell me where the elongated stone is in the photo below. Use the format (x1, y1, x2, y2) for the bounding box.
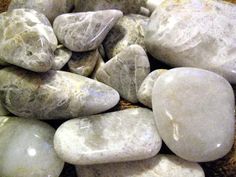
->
(53, 10, 123, 52)
(145, 0, 236, 83)
(52, 45, 72, 70)
(54, 108, 162, 165)
(0, 67, 120, 120)
(138, 69, 167, 108)
(76, 155, 205, 177)
(96, 45, 150, 103)
(0, 116, 64, 177)
(104, 14, 149, 59)
(152, 68, 235, 162)
(0, 9, 57, 72)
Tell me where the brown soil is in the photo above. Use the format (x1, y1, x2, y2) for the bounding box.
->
(0, 0, 11, 13)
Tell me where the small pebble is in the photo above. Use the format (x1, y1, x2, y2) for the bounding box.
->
(52, 45, 72, 70)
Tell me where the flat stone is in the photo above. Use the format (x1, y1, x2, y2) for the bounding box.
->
(0, 116, 64, 177)
(0, 9, 57, 72)
(138, 69, 167, 108)
(145, 0, 236, 83)
(53, 10, 123, 52)
(52, 45, 72, 70)
(152, 67, 235, 162)
(76, 154, 205, 177)
(54, 108, 162, 165)
(68, 50, 100, 77)
(0, 67, 120, 120)
(104, 14, 149, 59)
(8, 0, 74, 22)
(96, 45, 150, 103)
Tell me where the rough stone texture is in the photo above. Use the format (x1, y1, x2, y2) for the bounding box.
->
(8, 0, 74, 22)
(52, 45, 72, 70)
(104, 14, 149, 59)
(96, 45, 150, 103)
(145, 0, 236, 83)
(0, 9, 58, 72)
(138, 69, 167, 108)
(53, 10, 123, 52)
(152, 68, 235, 162)
(54, 108, 162, 165)
(68, 50, 99, 77)
(0, 67, 120, 120)
(0, 116, 64, 177)
(76, 155, 205, 177)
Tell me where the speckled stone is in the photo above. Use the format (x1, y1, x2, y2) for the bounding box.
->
(54, 108, 162, 165)
(96, 45, 150, 103)
(0, 67, 120, 120)
(52, 45, 72, 70)
(76, 155, 205, 177)
(104, 14, 149, 59)
(145, 0, 236, 83)
(8, 0, 74, 22)
(138, 69, 167, 108)
(152, 68, 235, 162)
(68, 50, 99, 77)
(0, 116, 64, 177)
(0, 9, 57, 72)
(53, 10, 123, 52)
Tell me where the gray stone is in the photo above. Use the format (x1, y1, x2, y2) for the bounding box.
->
(54, 108, 162, 165)
(138, 69, 167, 108)
(0, 9, 57, 72)
(152, 67, 235, 162)
(145, 0, 236, 83)
(0, 102, 9, 116)
(52, 45, 72, 70)
(104, 14, 149, 59)
(96, 45, 150, 103)
(53, 10, 123, 52)
(92, 55, 105, 79)
(0, 67, 120, 120)
(0, 116, 64, 177)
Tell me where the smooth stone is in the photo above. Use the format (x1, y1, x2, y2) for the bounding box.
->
(104, 14, 149, 59)
(145, 0, 236, 83)
(146, 0, 164, 12)
(76, 154, 205, 177)
(98, 45, 106, 60)
(96, 45, 150, 103)
(8, 0, 74, 22)
(0, 59, 8, 66)
(0, 116, 64, 177)
(0, 67, 120, 120)
(138, 69, 167, 108)
(54, 108, 162, 165)
(0, 102, 9, 116)
(0, 9, 57, 72)
(92, 54, 105, 79)
(68, 50, 99, 77)
(52, 45, 72, 70)
(53, 10, 123, 52)
(152, 67, 235, 162)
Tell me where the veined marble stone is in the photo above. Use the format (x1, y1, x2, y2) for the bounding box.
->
(138, 69, 167, 108)
(68, 50, 99, 77)
(145, 0, 236, 83)
(0, 116, 64, 177)
(96, 45, 150, 103)
(152, 67, 235, 162)
(54, 108, 162, 165)
(104, 14, 149, 59)
(53, 10, 123, 52)
(76, 155, 205, 177)
(0, 9, 57, 72)
(8, 0, 74, 22)
(0, 67, 120, 120)
(52, 45, 72, 70)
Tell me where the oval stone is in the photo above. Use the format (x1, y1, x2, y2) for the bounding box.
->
(152, 67, 235, 162)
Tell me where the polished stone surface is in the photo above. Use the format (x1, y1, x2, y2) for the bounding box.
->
(96, 45, 150, 103)
(145, 0, 236, 83)
(52, 45, 72, 70)
(0, 9, 57, 72)
(0, 116, 64, 177)
(0, 67, 120, 120)
(152, 67, 235, 162)
(53, 10, 123, 52)
(54, 108, 162, 165)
